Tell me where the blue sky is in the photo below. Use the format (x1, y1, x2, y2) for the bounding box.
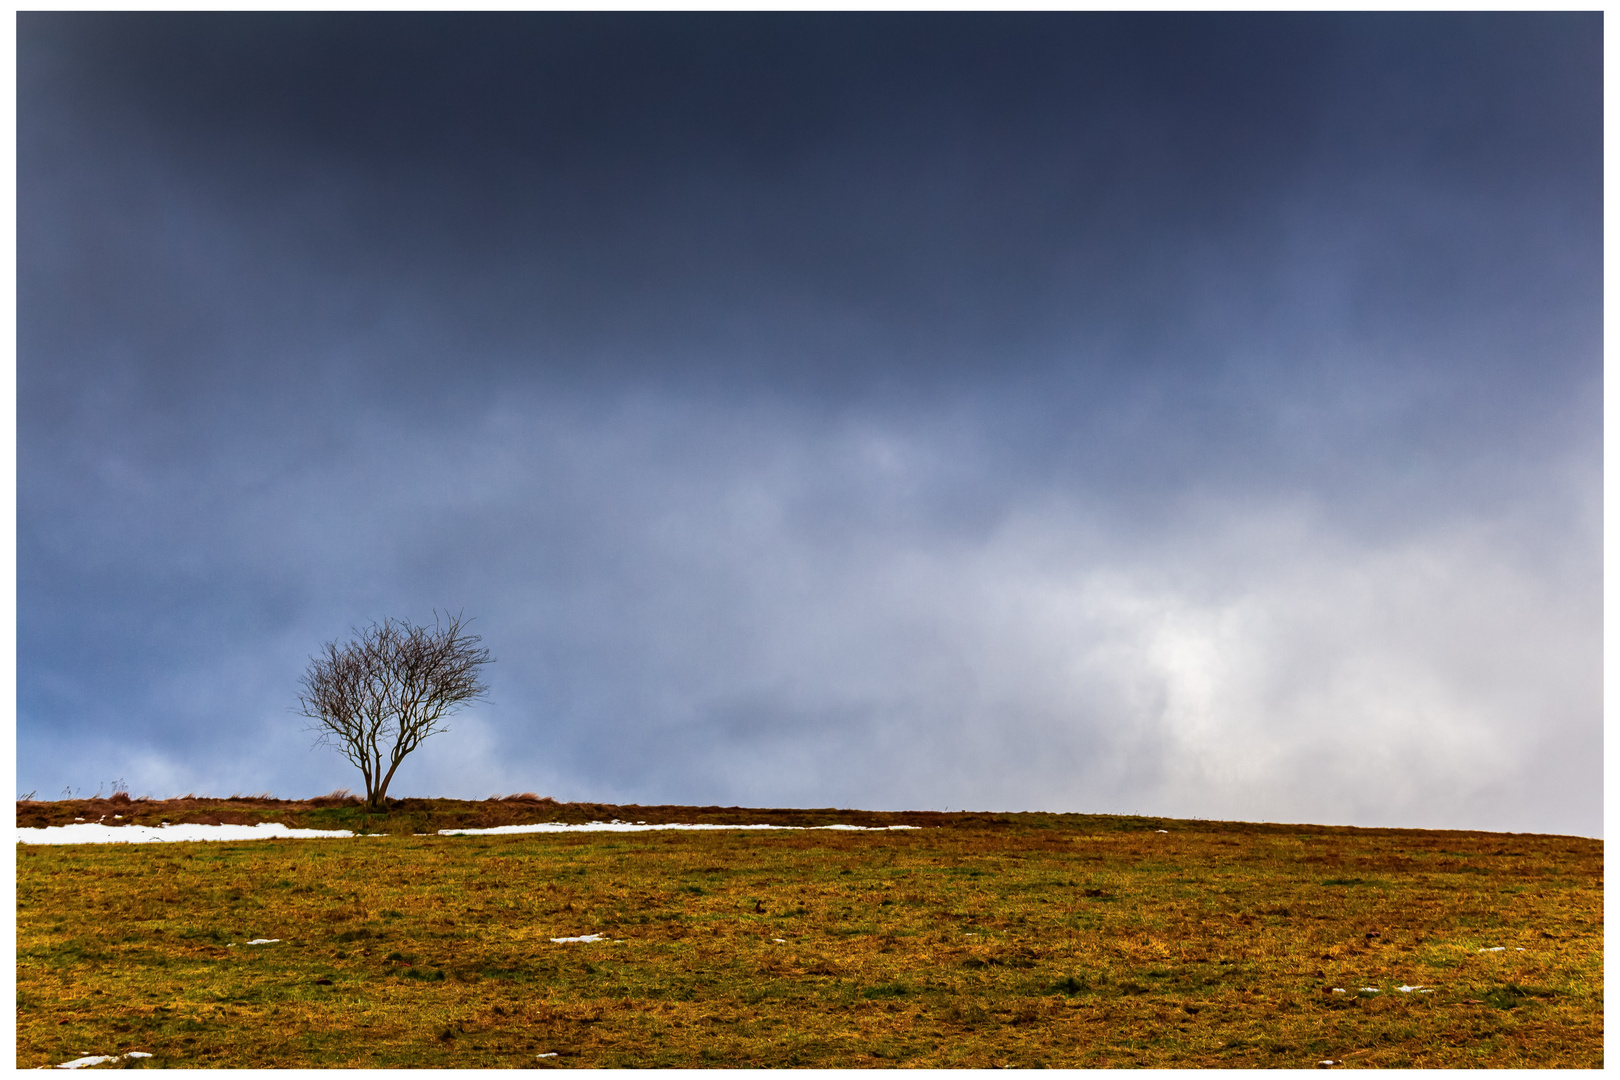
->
(18, 13, 1601, 835)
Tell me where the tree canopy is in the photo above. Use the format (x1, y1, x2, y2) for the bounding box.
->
(298, 612, 492, 809)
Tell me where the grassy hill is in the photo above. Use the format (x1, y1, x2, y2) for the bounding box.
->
(17, 790, 1170, 833)
(16, 798, 1602, 1068)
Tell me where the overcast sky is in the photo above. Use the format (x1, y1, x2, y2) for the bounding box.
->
(18, 13, 1601, 836)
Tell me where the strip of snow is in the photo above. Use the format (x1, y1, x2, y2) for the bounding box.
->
(1331, 988, 1346, 993)
(1396, 985, 1426, 993)
(245, 939, 280, 945)
(1359, 988, 1380, 993)
(18, 822, 355, 845)
(1478, 946, 1506, 952)
(537, 1053, 559, 1058)
(18, 819, 924, 845)
(550, 933, 607, 943)
(439, 821, 921, 835)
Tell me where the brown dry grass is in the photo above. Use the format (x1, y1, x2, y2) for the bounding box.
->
(15, 802, 1602, 1068)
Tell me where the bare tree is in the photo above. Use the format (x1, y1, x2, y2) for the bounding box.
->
(298, 612, 493, 810)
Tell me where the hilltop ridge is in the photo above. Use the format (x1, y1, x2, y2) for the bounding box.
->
(14, 793, 1582, 840)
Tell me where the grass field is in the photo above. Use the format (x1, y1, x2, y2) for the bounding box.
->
(16, 796, 1603, 1068)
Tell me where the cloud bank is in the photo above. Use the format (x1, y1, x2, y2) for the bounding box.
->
(18, 14, 1600, 836)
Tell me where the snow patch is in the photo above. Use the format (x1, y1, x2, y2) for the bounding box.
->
(550, 933, 607, 943)
(1478, 946, 1506, 952)
(18, 819, 925, 845)
(245, 939, 280, 945)
(440, 821, 921, 836)
(18, 822, 355, 845)
(43, 1051, 153, 1069)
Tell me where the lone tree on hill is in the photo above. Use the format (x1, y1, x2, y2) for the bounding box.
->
(298, 612, 493, 810)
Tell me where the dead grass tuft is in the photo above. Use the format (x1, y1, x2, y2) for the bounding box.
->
(308, 790, 361, 808)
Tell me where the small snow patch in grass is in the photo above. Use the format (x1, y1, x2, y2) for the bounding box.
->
(1396, 985, 1427, 993)
(1479, 946, 1506, 952)
(1359, 988, 1380, 993)
(773, 938, 787, 943)
(1155, 829, 1169, 833)
(245, 939, 279, 945)
(1331, 988, 1346, 993)
(551, 933, 606, 943)
(45, 1051, 153, 1069)
(537, 1053, 559, 1058)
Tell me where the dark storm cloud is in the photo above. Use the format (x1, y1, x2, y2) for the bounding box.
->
(18, 14, 1600, 834)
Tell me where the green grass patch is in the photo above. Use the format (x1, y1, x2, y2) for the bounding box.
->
(1482, 982, 1558, 1010)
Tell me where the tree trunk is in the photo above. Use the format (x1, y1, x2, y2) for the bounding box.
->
(372, 756, 406, 810)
